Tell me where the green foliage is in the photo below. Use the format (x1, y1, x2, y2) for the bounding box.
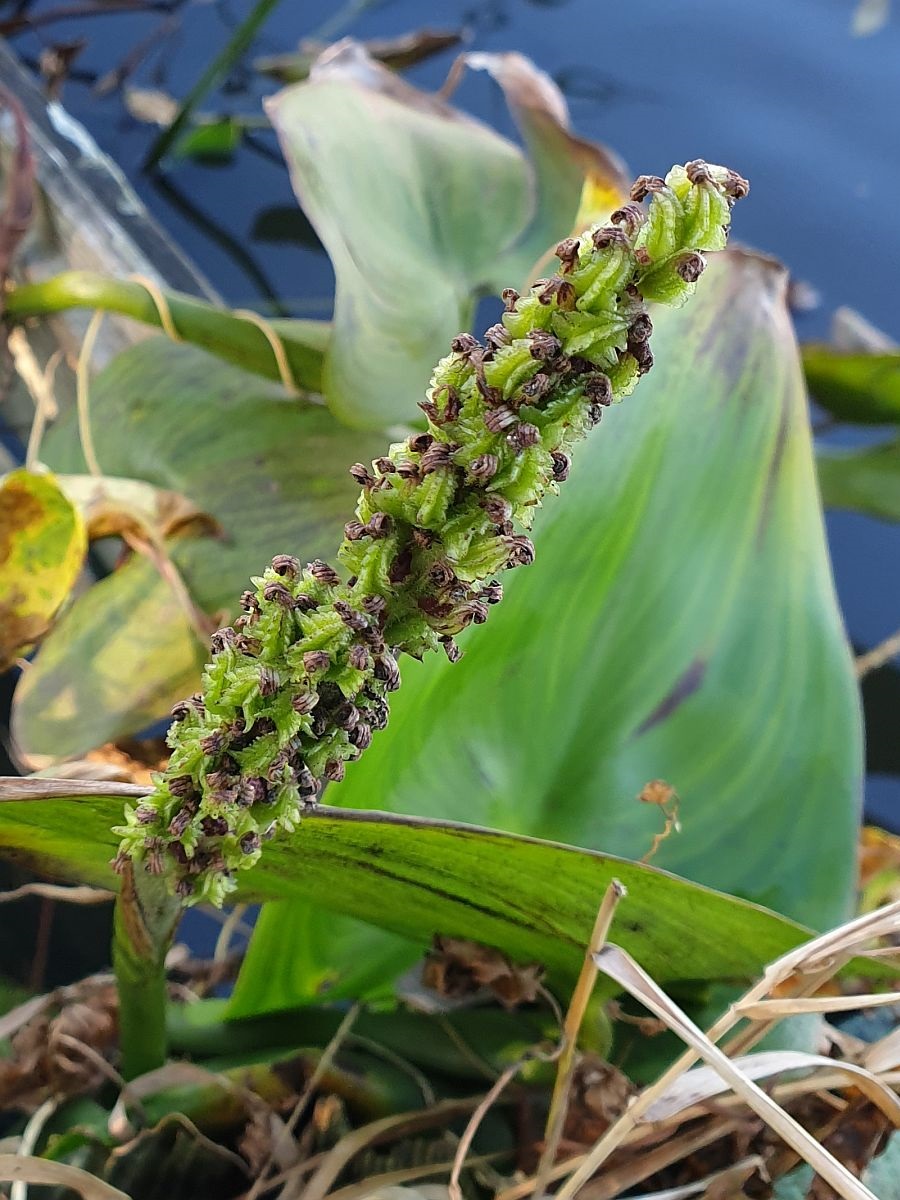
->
(13, 342, 383, 758)
(818, 437, 900, 522)
(111, 162, 746, 905)
(0, 469, 86, 670)
(0, 782, 826, 993)
(268, 42, 628, 428)
(804, 344, 900, 424)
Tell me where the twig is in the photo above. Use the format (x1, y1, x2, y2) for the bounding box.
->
(856, 627, 900, 677)
(213, 903, 249, 963)
(448, 1054, 534, 1200)
(533, 880, 626, 1198)
(0, 882, 112, 905)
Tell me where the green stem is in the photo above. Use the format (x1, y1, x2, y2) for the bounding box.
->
(5, 271, 328, 393)
(145, 0, 284, 168)
(113, 866, 181, 1080)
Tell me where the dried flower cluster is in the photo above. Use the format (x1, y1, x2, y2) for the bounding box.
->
(113, 161, 748, 904)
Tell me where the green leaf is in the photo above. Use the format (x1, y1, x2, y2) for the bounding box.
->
(0, 469, 86, 670)
(268, 42, 626, 428)
(173, 118, 242, 161)
(11, 339, 384, 761)
(804, 344, 900, 424)
(320, 250, 861, 933)
(817, 437, 900, 522)
(0, 780, 828, 993)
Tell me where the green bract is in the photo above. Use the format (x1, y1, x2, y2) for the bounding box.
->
(113, 160, 748, 905)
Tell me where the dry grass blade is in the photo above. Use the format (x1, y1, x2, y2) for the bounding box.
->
(0, 1155, 130, 1200)
(736, 991, 900, 1018)
(621, 1156, 764, 1200)
(534, 881, 626, 1197)
(865, 1027, 900, 1073)
(586, 944, 884, 1200)
(643, 1051, 900, 1124)
(324, 1153, 500, 1200)
(448, 1054, 533, 1200)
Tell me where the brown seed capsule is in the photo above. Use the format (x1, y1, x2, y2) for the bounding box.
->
(635, 247, 652, 266)
(135, 805, 158, 825)
(451, 332, 480, 355)
(442, 638, 463, 663)
(507, 422, 540, 451)
(200, 729, 227, 757)
(344, 520, 366, 541)
(419, 442, 455, 474)
(628, 312, 653, 343)
(168, 774, 197, 800)
(555, 237, 580, 270)
(349, 463, 375, 488)
(418, 398, 439, 422)
(592, 225, 630, 251)
(723, 169, 750, 199)
(395, 459, 420, 481)
(484, 405, 517, 433)
(348, 642, 371, 671)
(469, 453, 499, 482)
(210, 627, 236, 654)
(428, 559, 457, 591)
(361, 594, 386, 619)
(293, 593, 318, 614)
(240, 589, 261, 615)
(263, 581, 294, 607)
(629, 339, 654, 375)
(234, 633, 263, 656)
(175, 876, 195, 899)
(206, 770, 241, 804)
(551, 450, 571, 482)
(520, 372, 552, 402)
(610, 201, 645, 233)
(308, 560, 341, 587)
(529, 329, 562, 361)
(373, 456, 396, 474)
(295, 764, 317, 795)
(365, 512, 392, 539)
(630, 174, 665, 202)
(144, 838, 165, 876)
(201, 815, 229, 837)
(685, 158, 712, 184)
(455, 600, 489, 628)
(506, 535, 536, 567)
(271, 554, 301, 579)
(168, 805, 197, 837)
(585, 374, 613, 406)
(389, 545, 413, 584)
(482, 495, 513, 526)
(480, 580, 503, 605)
(240, 777, 270, 807)
(291, 690, 319, 714)
(258, 665, 280, 697)
(349, 722, 373, 750)
(675, 252, 706, 282)
(374, 652, 401, 691)
(367, 697, 390, 730)
(240, 831, 262, 855)
(323, 759, 345, 782)
(334, 599, 369, 632)
(170, 699, 193, 722)
(334, 701, 360, 731)
(407, 432, 434, 455)
(303, 650, 331, 674)
(484, 323, 511, 350)
(501, 287, 519, 312)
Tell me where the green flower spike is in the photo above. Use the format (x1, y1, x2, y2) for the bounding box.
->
(113, 160, 749, 905)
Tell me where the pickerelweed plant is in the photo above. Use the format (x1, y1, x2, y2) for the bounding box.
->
(113, 161, 748, 907)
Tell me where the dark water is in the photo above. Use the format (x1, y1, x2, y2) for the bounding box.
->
(5, 0, 900, 826)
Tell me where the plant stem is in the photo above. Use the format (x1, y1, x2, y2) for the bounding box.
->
(113, 865, 181, 1079)
(4, 270, 328, 393)
(144, 0, 284, 169)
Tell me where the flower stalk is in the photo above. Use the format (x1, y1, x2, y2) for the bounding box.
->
(113, 161, 748, 907)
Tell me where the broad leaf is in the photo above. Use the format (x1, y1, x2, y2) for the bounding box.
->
(804, 345, 900, 424)
(817, 437, 900, 522)
(0, 780, 826, 992)
(269, 41, 626, 428)
(12, 339, 383, 761)
(0, 469, 86, 669)
(320, 250, 861, 933)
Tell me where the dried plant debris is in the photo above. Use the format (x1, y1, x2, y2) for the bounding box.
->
(422, 937, 544, 1009)
(111, 161, 748, 905)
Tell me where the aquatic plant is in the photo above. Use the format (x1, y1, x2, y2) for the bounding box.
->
(112, 161, 748, 905)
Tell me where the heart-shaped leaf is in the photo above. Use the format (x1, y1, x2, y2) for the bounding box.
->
(11, 339, 384, 762)
(318, 250, 862, 933)
(0, 469, 86, 670)
(0, 779, 823, 993)
(268, 41, 626, 428)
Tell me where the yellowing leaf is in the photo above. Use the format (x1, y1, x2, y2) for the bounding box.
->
(0, 469, 86, 669)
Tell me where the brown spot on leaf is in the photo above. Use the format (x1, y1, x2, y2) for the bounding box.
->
(422, 935, 544, 1009)
(0, 481, 44, 567)
(636, 658, 706, 735)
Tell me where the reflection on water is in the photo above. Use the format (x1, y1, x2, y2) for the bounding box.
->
(4, 0, 899, 823)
